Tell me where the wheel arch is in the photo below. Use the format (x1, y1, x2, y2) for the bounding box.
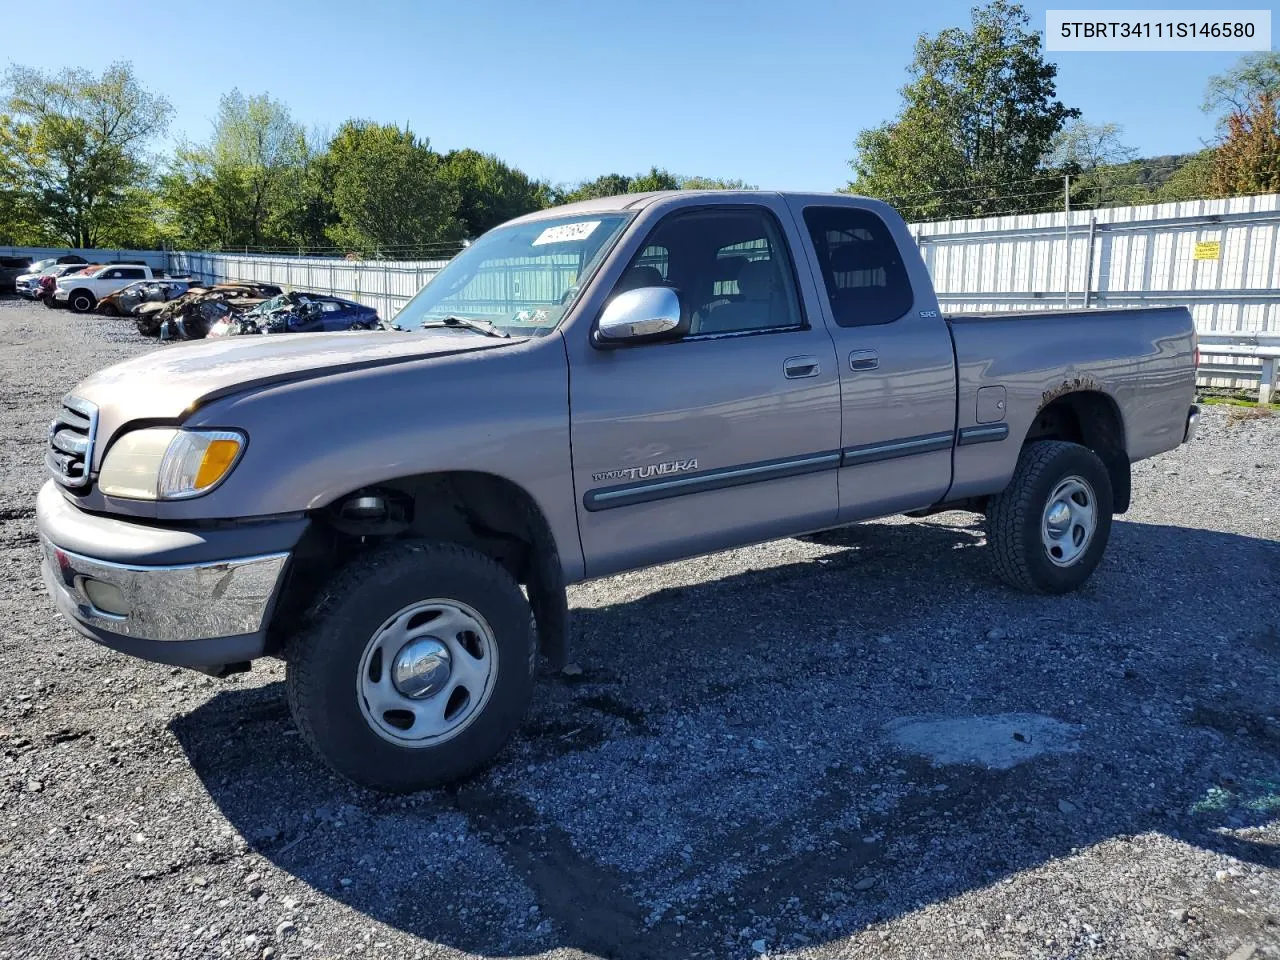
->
(1021, 389, 1130, 513)
(273, 470, 569, 666)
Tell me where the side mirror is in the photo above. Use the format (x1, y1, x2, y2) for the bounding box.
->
(593, 286, 687, 348)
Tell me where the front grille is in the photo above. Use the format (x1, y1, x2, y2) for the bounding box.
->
(46, 396, 97, 489)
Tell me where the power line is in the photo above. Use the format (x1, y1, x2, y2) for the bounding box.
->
(868, 173, 1072, 205)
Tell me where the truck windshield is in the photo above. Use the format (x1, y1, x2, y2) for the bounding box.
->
(396, 213, 630, 336)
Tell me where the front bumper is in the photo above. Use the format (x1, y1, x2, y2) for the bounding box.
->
(36, 481, 306, 668)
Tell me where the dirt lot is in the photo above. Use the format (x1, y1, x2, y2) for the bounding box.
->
(1, 295, 1278, 960)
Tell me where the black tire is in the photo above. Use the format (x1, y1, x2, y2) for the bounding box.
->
(42, 295, 59, 310)
(68, 289, 96, 313)
(99, 302, 119, 316)
(285, 540, 537, 792)
(986, 440, 1113, 594)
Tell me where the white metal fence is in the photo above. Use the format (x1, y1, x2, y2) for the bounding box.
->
(913, 192, 1280, 394)
(1197, 333, 1278, 404)
(166, 252, 452, 322)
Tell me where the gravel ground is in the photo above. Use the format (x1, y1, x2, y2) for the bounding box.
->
(1, 295, 1278, 960)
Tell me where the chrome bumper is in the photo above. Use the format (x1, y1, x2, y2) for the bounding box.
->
(40, 535, 288, 644)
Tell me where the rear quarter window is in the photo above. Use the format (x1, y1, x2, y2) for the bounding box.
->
(802, 207, 914, 327)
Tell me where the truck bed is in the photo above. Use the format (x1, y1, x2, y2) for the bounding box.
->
(945, 306, 1191, 323)
(943, 304, 1197, 501)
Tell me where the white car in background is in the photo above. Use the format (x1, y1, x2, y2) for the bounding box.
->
(52, 263, 156, 313)
(14, 258, 88, 298)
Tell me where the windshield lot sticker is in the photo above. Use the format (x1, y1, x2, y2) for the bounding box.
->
(532, 221, 600, 246)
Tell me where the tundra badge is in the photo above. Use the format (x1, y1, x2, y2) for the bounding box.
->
(592, 458, 699, 483)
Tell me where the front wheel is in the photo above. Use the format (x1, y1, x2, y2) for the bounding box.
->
(285, 541, 536, 792)
(68, 290, 96, 313)
(986, 440, 1113, 594)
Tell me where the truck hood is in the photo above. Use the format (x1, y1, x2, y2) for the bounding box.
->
(73, 329, 522, 423)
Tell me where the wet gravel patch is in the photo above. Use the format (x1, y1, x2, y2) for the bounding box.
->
(0, 295, 1278, 959)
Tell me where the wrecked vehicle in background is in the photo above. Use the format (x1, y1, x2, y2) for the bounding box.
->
(97, 278, 192, 316)
(134, 282, 282, 339)
(206, 292, 382, 337)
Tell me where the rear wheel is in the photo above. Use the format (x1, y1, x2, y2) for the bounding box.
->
(68, 290, 96, 313)
(986, 440, 1113, 594)
(285, 540, 536, 792)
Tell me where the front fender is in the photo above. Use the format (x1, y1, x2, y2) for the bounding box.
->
(161, 335, 585, 581)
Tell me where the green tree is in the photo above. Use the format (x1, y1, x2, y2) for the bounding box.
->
(627, 166, 680, 192)
(157, 145, 227, 248)
(556, 172, 633, 203)
(1203, 52, 1280, 122)
(270, 127, 339, 251)
(214, 90, 307, 246)
(325, 121, 459, 254)
(1046, 119, 1145, 208)
(554, 167, 688, 203)
(1155, 150, 1218, 201)
(439, 148, 547, 238)
(0, 62, 171, 246)
(849, 0, 1077, 220)
(159, 90, 306, 249)
(0, 138, 41, 243)
(1046, 120, 1135, 172)
(677, 176, 756, 190)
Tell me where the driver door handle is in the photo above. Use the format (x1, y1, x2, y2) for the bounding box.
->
(784, 356, 821, 379)
(849, 349, 880, 371)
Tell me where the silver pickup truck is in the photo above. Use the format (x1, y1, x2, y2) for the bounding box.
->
(36, 191, 1199, 791)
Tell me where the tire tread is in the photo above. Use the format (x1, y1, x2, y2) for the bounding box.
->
(285, 539, 535, 791)
(987, 440, 1102, 593)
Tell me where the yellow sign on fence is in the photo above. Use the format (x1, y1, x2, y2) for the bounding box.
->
(1194, 240, 1222, 261)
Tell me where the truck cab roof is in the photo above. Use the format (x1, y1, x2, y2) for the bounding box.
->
(506, 189, 892, 225)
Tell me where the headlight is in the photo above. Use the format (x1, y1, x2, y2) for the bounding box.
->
(98, 428, 245, 500)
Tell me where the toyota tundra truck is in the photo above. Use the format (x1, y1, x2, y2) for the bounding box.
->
(36, 191, 1199, 792)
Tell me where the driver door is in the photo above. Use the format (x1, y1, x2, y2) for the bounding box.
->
(566, 199, 842, 578)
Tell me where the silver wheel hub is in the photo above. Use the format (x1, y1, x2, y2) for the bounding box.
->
(1041, 475, 1097, 567)
(391, 637, 452, 698)
(356, 599, 497, 747)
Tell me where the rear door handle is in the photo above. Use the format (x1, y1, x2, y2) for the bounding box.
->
(849, 349, 879, 371)
(784, 355, 821, 379)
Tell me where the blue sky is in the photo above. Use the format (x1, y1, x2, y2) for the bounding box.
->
(0, 0, 1250, 190)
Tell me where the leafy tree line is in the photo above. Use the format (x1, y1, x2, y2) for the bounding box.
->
(3, 28, 1276, 250)
(848, 0, 1280, 220)
(0, 64, 753, 253)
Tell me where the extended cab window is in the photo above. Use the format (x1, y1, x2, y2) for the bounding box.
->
(803, 207, 913, 327)
(122, 267, 147, 279)
(613, 208, 803, 337)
